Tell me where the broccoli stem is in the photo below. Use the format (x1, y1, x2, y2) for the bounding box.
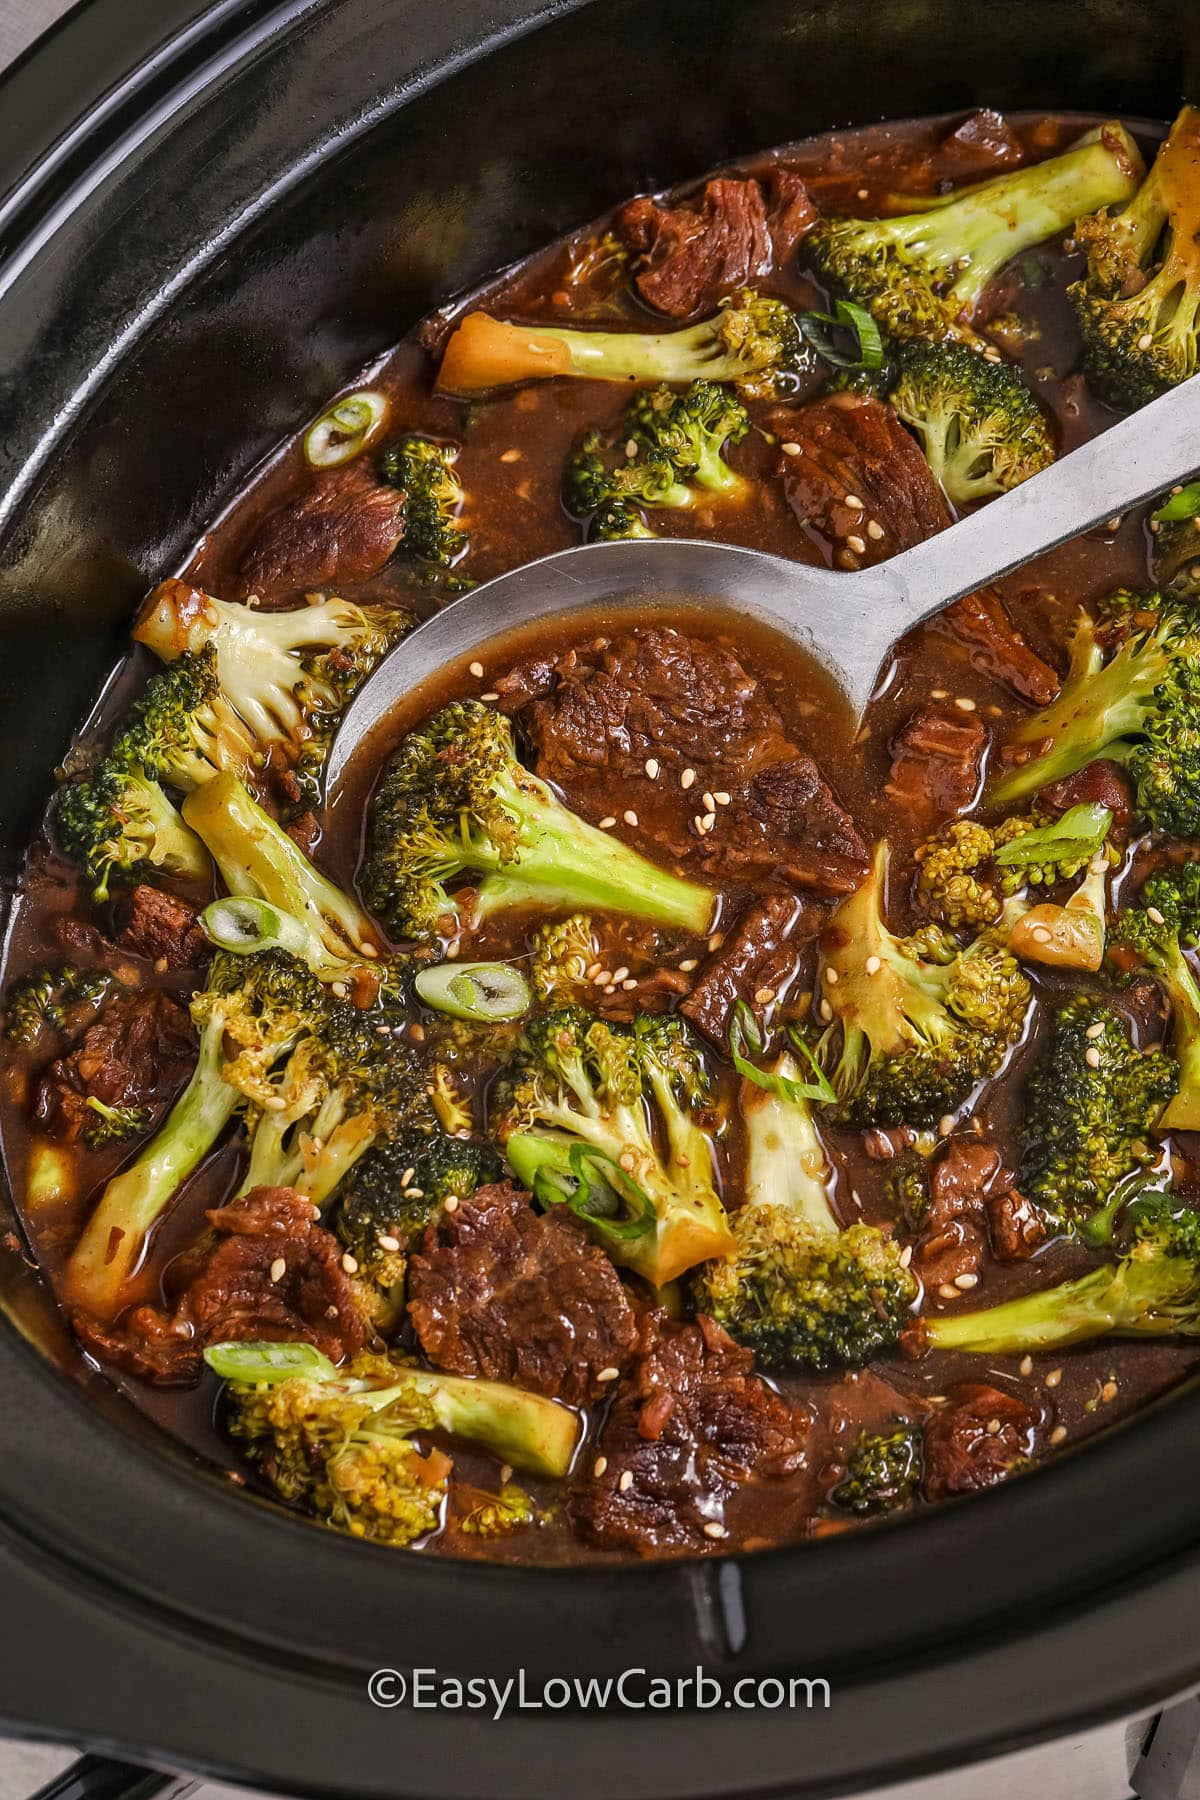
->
(1155, 943, 1200, 1132)
(183, 773, 379, 979)
(405, 1367, 579, 1478)
(471, 769, 715, 934)
(65, 1018, 239, 1314)
(742, 1058, 839, 1237)
(436, 311, 737, 394)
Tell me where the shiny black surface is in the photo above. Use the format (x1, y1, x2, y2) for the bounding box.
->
(2, 2, 1200, 1793)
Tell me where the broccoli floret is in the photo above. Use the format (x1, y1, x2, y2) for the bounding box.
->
(65, 949, 326, 1315)
(589, 499, 657, 540)
(1069, 106, 1200, 408)
(205, 1340, 579, 1544)
(494, 1007, 733, 1287)
(887, 341, 1054, 506)
(923, 1194, 1200, 1355)
(627, 380, 751, 498)
(183, 771, 380, 981)
(459, 1482, 546, 1536)
(379, 436, 469, 567)
(134, 582, 411, 812)
(2, 965, 114, 1047)
(914, 805, 1113, 933)
(816, 842, 1030, 1128)
(807, 125, 1141, 348)
(831, 1420, 923, 1516)
(694, 1053, 917, 1371)
(435, 289, 806, 399)
(362, 701, 716, 941)
(1110, 865, 1200, 1133)
(1017, 996, 1177, 1228)
(530, 914, 599, 1003)
(1150, 483, 1200, 596)
(82, 1098, 154, 1149)
(988, 598, 1200, 835)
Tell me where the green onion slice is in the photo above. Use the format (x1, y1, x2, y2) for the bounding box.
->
(205, 1340, 336, 1384)
(414, 960, 532, 1022)
(303, 390, 388, 468)
(1152, 480, 1200, 523)
(729, 1000, 836, 1104)
(201, 896, 309, 957)
(799, 299, 885, 373)
(992, 802, 1112, 868)
(533, 1143, 657, 1243)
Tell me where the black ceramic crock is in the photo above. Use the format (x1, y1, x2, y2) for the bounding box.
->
(3, 3, 1200, 1795)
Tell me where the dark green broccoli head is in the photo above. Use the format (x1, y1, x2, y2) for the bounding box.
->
(831, 1420, 923, 1516)
(337, 1128, 502, 1259)
(1018, 996, 1177, 1223)
(888, 341, 1054, 506)
(627, 379, 751, 496)
(380, 435, 468, 566)
(2, 965, 114, 1048)
(82, 1098, 154, 1148)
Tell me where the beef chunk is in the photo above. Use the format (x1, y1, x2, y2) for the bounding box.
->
(117, 886, 209, 970)
(776, 393, 951, 566)
(922, 1383, 1041, 1500)
(937, 591, 1061, 707)
(1038, 760, 1136, 835)
(34, 988, 195, 1142)
(886, 709, 986, 826)
(617, 171, 815, 319)
(681, 894, 818, 1048)
(914, 1138, 1010, 1289)
(518, 627, 867, 895)
(75, 1187, 367, 1383)
(986, 1187, 1049, 1262)
(572, 1313, 807, 1555)
(407, 1182, 638, 1407)
(937, 109, 1024, 180)
(238, 463, 405, 600)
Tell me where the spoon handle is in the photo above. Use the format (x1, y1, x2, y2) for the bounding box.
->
(884, 372, 1200, 623)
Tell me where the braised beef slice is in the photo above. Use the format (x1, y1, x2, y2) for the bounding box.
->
(681, 894, 818, 1048)
(407, 1182, 638, 1407)
(986, 1187, 1049, 1263)
(238, 462, 406, 601)
(572, 1312, 806, 1555)
(616, 171, 815, 319)
(1038, 760, 1136, 835)
(886, 709, 986, 826)
(519, 627, 867, 895)
(913, 1138, 1009, 1288)
(936, 109, 1024, 180)
(922, 1383, 1041, 1501)
(936, 591, 1061, 707)
(34, 988, 195, 1142)
(117, 886, 209, 970)
(75, 1187, 367, 1384)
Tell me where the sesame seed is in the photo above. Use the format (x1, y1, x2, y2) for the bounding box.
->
(1137, 331, 1154, 351)
(623, 809, 639, 827)
(844, 493, 864, 510)
(1045, 1367, 1062, 1388)
(330, 981, 348, 999)
(899, 1244, 913, 1268)
(378, 1234, 401, 1253)
(857, 187, 869, 199)
(1085, 1021, 1105, 1039)
(622, 978, 638, 991)
(469, 660, 484, 677)
(698, 813, 716, 834)
(154, 955, 169, 974)
(612, 966, 630, 982)
(709, 934, 724, 951)
(598, 815, 616, 829)
(1085, 1046, 1101, 1069)
(702, 790, 716, 812)
(594, 970, 612, 986)
(480, 692, 499, 702)
(408, 1023, 425, 1043)
(1147, 905, 1166, 926)
(714, 791, 731, 806)
(955, 1272, 978, 1290)
(820, 999, 834, 1023)
(938, 1283, 959, 1300)
(645, 758, 660, 779)
(1101, 1379, 1118, 1402)
(679, 958, 698, 972)
(401, 1167, 415, 1187)
(930, 688, 948, 700)
(269, 1257, 286, 1284)
(1031, 926, 1052, 944)
(985, 1417, 1001, 1434)
(619, 1469, 634, 1492)
(618, 1151, 636, 1171)
(681, 768, 697, 790)
(824, 967, 839, 986)
(1049, 1425, 1068, 1446)
(442, 1194, 456, 1212)
(867, 519, 885, 540)
(1106, 516, 1122, 532)
(782, 441, 801, 456)
(865, 954, 881, 975)
(1019, 1355, 1034, 1376)
(954, 696, 977, 712)
(753, 986, 776, 1005)
(341, 1252, 359, 1274)
(625, 438, 638, 459)
(703, 1521, 728, 1540)
(846, 533, 866, 555)
(593, 1456, 608, 1477)
(499, 447, 521, 463)
(596, 1366, 620, 1383)
(938, 1114, 956, 1138)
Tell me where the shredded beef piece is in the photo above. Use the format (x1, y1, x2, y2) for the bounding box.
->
(572, 1312, 807, 1555)
(518, 626, 866, 895)
(936, 109, 1024, 179)
(913, 1138, 1010, 1288)
(1038, 760, 1136, 835)
(775, 393, 950, 566)
(34, 988, 195, 1142)
(616, 171, 814, 319)
(407, 1182, 638, 1407)
(681, 894, 818, 1048)
(74, 1187, 367, 1384)
(986, 1187, 1049, 1262)
(285, 810, 321, 857)
(922, 1383, 1041, 1500)
(238, 462, 405, 601)
(117, 886, 209, 970)
(937, 591, 1060, 707)
(886, 709, 986, 826)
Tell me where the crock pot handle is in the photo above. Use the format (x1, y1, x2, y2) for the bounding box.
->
(27, 1755, 195, 1800)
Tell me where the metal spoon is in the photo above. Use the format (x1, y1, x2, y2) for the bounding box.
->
(327, 373, 1200, 785)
